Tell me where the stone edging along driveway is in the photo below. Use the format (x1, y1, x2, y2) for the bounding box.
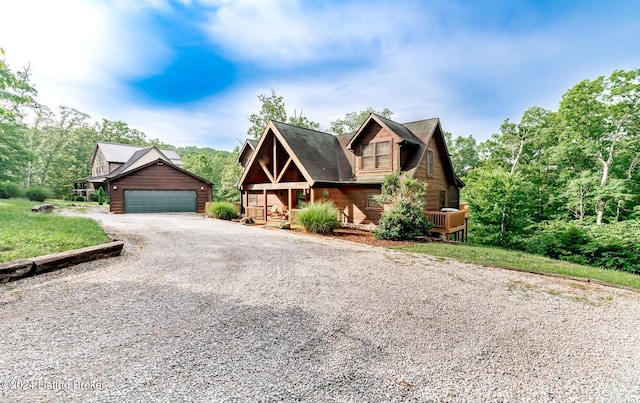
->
(0, 241, 124, 283)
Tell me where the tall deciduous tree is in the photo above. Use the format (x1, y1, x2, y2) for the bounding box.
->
(464, 162, 535, 246)
(329, 107, 393, 135)
(247, 90, 320, 138)
(443, 132, 481, 180)
(96, 119, 148, 145)
(0, 50, 36, 183)
(559, 69, 640, 225)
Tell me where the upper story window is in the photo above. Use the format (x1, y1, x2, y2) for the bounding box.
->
(94, 153, 104, 175)
(427, 149, 434, 176)
(361, 141, 391, 170)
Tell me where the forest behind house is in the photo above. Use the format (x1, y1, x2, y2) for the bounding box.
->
(2, 49, 639, 273)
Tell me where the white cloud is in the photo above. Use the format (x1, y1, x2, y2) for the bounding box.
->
(0, 0, 172, 117)
(200, 0, 427, 67)
(2, 0, 639, 151)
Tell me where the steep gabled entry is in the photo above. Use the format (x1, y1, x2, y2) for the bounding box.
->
(238, 123, 321, 223)
(241, 127, 307, 186)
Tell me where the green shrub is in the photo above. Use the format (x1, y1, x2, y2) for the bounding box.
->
(373, 201, 433, 240)
(89, 191, 99, 202)
(0, 182, 24, 199)
(207, 202, 237, 220)
(69, 194, 85, 202)
(25, 186, 51, 202)
(372, 171, 432, 240)
(96, 187, 106, 205)
(295, 201, 340, 234)
(525, 220, 640, 274)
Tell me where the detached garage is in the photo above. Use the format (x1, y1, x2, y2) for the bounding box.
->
(108, 156, 212, 214)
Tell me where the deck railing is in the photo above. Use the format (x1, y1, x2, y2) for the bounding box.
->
(245, 206, 265, 221)
(425, 210, 466, 230)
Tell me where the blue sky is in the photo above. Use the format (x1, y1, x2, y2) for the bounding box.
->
(1, 0, 639, 151)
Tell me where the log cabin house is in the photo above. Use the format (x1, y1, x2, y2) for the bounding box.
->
(237, 113, 468, 240)
(74, 142, 212, 214)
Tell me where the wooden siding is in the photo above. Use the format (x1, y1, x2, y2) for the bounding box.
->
(416, 138, 451, 211)
(352, 122, 400, 177)
(109, 162, 211, 214)
(312, 186, 382, 224)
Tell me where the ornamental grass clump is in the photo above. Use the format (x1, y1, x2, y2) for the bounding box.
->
(295, 201, 341, 234)
(207, 202, 237, 220)
(0, 182, 24, 199)
(25, 186, 51, 202)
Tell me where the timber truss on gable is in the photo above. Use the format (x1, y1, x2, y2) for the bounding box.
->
(240, 125, 309, 187)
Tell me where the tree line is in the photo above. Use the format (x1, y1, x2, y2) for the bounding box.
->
(451, 69, 640, 273)
(0, 49, 239, 202)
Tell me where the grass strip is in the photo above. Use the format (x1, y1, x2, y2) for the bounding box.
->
(396, 242, 640, 290)
(0, 198, 110, 262)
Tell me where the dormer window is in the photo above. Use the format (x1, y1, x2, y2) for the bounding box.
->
(361, 141, 391, 170)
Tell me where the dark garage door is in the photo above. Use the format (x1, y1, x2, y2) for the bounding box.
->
(124, 190, 197, 213)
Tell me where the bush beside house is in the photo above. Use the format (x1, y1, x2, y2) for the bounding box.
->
(207, 202, 238, 220)
(295, 201, 341, 234)
(373, 172, 433, 240)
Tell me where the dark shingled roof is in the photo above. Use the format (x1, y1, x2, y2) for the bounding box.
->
(396, 118, 440, 175)
(402, 118, 439, 142)
(240, 115, 462, 188)
(374, 114, 422, 145)
(272, 121, 342, 183)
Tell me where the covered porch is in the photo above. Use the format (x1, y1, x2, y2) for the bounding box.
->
(241, 182, 312, 224)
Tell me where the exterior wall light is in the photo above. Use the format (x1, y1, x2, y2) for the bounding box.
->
(113, 185, 117, 190)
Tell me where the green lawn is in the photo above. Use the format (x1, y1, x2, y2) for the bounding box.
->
(0, 198, 110, 262)
(396, 242, 640, 290)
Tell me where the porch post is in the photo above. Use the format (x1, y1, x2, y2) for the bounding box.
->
(263, 189, 267, 222)
(287, 187, 292, 223)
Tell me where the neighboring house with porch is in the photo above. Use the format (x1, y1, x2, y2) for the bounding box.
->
(74, 142, 212, 214)
(237, 113, 468, 240)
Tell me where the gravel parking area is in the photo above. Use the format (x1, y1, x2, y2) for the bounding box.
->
(1, 212, 639, 402)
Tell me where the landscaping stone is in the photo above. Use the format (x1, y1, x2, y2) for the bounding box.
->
(31, 203, 54, 213)
(0, 259, 35, 283)
(0, 241, 124, 282)
(240, 217, 255, 225)
(32, 241, 124, 275)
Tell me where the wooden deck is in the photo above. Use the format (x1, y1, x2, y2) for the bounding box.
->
(424, 209, 468, 241)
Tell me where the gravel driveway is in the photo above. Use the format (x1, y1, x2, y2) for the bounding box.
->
(1, 212, 639, 402)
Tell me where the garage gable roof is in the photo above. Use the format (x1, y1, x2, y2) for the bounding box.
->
(107, 146, 171, 178)
(95, 142, 182, 166)
(108, 158, 212, 185)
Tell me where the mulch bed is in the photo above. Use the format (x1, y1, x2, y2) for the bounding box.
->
(275, 226, 450, 248)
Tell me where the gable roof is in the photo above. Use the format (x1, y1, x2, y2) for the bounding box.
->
(106, 146, 171, 178)
(107, 157, 212, 184)
(236, 139, 258, 164)
(95, 142, 182, 166)
(346, 113, 421, 150)
(272, 121, 343, 183)
(238, 115, 464, 188)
